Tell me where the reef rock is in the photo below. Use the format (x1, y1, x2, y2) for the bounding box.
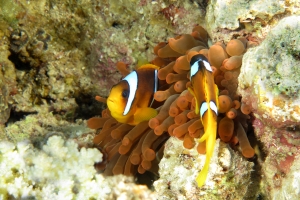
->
(238, 16, 300, 199)
(205, 0, 300, 42)
(239, 16, 300, 124)
(0, 31, 16, 126)
(154, 137, 255, 200)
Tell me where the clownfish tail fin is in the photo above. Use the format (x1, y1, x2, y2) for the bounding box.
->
(196, 159, 209, 187)
(196, 124, 217, 187)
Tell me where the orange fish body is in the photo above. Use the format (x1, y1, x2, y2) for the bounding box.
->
(107, 64, 159, 125)
(188, 54, 219, 187)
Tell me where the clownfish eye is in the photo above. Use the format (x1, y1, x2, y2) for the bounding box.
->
(121, 90, 129, 98)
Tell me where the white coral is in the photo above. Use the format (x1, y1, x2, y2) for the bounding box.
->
(0, 135, 156, 200)
(0, 136, 103, 199)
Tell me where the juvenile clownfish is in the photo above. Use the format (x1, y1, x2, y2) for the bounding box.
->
(188, 54, 219, 187)
(107, 64, 159, 125)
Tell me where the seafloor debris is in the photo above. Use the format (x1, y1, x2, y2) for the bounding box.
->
(88, 25, 255, 188)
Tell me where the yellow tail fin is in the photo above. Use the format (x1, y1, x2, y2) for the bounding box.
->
(196, 126, 216, 187)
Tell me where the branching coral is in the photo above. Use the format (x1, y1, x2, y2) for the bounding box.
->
(88, 25, 255, 187)
(0, 135, 156, 200)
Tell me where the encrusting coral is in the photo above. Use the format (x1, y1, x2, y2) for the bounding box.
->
(88, 25, 255, 187)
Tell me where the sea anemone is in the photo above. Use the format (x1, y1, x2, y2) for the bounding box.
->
(88, 25, 255, 186)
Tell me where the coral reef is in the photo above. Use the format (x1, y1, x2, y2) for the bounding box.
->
(0, 0, 299, 199)
(154, 137, 254, 199)
(238, 16, 300, 199)
(0, 0, 206, 138)
(205, 0, 300, 42)
(0, 1, 209, 199)
(0, 135, 156, 200)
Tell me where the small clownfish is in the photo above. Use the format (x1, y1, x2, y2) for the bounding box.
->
(107, 64, 160, 125)
(188, 54, 219, 187)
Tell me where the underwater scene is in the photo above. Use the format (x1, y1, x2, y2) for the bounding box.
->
(0, 0, 299, 199)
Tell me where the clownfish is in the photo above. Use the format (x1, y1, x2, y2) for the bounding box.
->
(107, 64, 159, 125)
(188, 54, 219, 187)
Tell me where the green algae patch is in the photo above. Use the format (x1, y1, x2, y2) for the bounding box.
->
(0, 0, 23, 26)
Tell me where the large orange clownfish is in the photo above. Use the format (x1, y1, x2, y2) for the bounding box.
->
(107, 64, 159, 125)
(188, 54, 219, 187)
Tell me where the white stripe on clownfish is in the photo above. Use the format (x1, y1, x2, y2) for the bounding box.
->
(200, 102, 208, 117)
(149, 69, 158, 107)
(122, 69, 158, 116)
(190, 55, 212, 80)
(122, 70, 138, 115)
(209, 101, 218, 115)
(200, 101, 218, 118)
(149, 70, 158, 107)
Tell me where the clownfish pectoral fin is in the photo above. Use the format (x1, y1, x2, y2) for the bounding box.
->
(133, 107, 158, 124)
(138, 64, 160, 70)
(187, 87, 200, 115)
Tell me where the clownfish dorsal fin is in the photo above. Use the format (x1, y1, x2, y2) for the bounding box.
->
(138, 64, 160, 70)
